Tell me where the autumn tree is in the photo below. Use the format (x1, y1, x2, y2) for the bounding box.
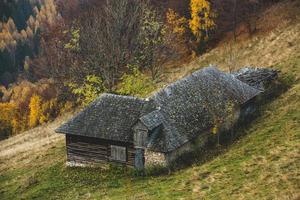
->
(165, 9, 190, 57)
(0, 0, 59, 83)
(29, 94, 42, 128)
(189, 0, 216, 41)
(0, 103, 18, 139)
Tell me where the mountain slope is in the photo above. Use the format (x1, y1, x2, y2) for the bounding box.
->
(1, 1, 300, 199)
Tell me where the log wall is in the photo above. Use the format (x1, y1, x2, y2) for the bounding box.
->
(66, 135, 135, 166)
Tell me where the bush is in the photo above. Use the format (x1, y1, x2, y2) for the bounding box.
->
(117, 66, 156, 98)
(68, 75, 107, 107)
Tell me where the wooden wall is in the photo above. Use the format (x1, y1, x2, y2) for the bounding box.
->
(66, 135, 136, 166)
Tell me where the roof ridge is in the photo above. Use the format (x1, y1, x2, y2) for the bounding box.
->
(100, 93, 146, 101)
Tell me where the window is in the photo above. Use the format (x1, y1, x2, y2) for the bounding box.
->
(110, 145, 126, 162)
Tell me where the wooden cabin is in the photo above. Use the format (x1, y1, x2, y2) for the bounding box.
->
(56, 67, 277, 169)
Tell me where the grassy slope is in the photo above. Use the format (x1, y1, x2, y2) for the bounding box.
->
(1, 1, 300, 199)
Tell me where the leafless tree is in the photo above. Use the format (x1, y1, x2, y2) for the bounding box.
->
(79, 0, 149, 89)
(135, 7, 171, 80)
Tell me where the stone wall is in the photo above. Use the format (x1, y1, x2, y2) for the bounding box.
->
(66, 161, 90, 167)
(144, 150, 167, 167)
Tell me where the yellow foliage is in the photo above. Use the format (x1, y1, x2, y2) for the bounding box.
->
(166, 9, 188, 36)
(64, 28, 80, 51)
(68, 75, 106, 106)
(189, 0, 216, 40)
(0, 80, 60, 136)
(117, 66, 156, 98)
(28, 95, 42, 128)
(0, 103, 17, 126)
(39, 98, 58, 124)
(10, 80, 37, 111)
(212, 125, 218, 135)
(165, 9, 190, 55)
(59, 101, 75, 114)
(0, 102, 25, 135)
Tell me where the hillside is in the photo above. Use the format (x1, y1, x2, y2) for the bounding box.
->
(1, 1, 300, 199)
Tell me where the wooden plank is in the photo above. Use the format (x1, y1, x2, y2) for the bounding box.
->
(67, 148, 107, 158)
(67, 150, 107, 158)
(66, 135, 136, 167)
(67, 145, 105, 152)
(68, 152, 107, 160)
(72, 141, 107, 148)
(68, 152, 104, 159)
(67, 146, 107, 154)
(68, 143, 107, 150)
(69, 152, 135, 166)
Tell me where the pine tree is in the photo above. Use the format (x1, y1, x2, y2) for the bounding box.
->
(26, 26, 33, 39)
(27, 15, 35, 30)
(7, 18, 16, 33)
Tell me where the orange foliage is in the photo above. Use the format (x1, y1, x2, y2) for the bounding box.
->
(166, 9, 188, 36)
(189, 0, 216, 40)
(0, 79, 59, 136)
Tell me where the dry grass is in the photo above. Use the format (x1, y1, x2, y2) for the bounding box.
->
(161, 0, 300, 84)
(0, 113, 73, 172)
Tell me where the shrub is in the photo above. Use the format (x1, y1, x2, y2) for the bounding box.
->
(117, 66, 156, 98)
(67, 75, 107, 107)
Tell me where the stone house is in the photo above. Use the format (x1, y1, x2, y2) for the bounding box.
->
(55, 67, 277, 169)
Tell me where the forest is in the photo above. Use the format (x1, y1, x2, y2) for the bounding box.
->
(0, 0, 278, 139)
